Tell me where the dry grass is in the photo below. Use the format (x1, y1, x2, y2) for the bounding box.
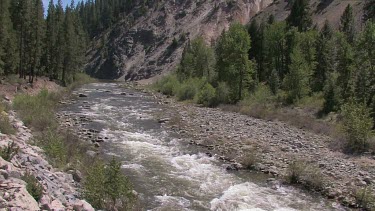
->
(286, 160, 326, 191)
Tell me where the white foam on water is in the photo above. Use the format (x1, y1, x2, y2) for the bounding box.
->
(210, 182, 330, 211)
(154, 194, 192, 211)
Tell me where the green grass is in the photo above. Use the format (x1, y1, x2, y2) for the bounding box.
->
(0, 141, 19, 161)
(0, 102, 15, 135)
(22, 172, 43, 202)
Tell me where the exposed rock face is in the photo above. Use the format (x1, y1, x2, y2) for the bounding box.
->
(85, 0, 272, 81)
(0, 111, 94, 211)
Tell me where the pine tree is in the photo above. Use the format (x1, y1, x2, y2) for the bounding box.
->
(314, 20, 334, 91)
(0, 0, 16, 75)
(269, 69, 280, 95)
(323, 71, 341, 113)
(335, 32, 355, 101)
(340, 4, 355, 43)
(29, 0, 45, 83)
(286, 0, 312, 32)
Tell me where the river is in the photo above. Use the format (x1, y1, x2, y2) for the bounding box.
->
(60, 83, 344, 211)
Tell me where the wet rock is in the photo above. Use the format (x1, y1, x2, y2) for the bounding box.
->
(120, 92, 127, 95)
(158, 118, 170, 123)
(78, 93, 88, 98)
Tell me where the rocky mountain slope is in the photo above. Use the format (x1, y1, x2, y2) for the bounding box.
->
(85, 0, 365, 81)
(85, 0, 273, 80)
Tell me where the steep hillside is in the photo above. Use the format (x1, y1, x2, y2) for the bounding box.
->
(254, 0, 364, 28)
(85, 0, 273, 80)
(85, 0, 365, 81)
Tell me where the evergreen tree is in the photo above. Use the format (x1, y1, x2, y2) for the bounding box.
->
(283, 46, 312, 103)
(286, 0, 312, 32)
(323, 71, 341, 113)
(340, 4, 355, 43)
(29, 0, 45, 83)
(364, 0, 375, 22)
(44, 0, 57, 79)
(216, 23, 253, 102)
(269, 69, 280, 95)
(0, 0, 17, 75)
(335, 32, 356, 101)
(314, 20, 334, 91)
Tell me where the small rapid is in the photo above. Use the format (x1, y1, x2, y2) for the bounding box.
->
(60, 83, 343, 211)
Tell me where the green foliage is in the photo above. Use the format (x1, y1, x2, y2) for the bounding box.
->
(22, 172, 43, 202)
(355, 186, 375, 211)
(0, 103, 15, 135)
(0, 141, 19, 162)
(176, 78, 205, 101)
(83, 158, 134, 210)
(283, 47, 312, 103)
(341, 99, 374, 153)
(364, 0, 375, 22)
(215, 82, 231, 105)
(269, 69, 280, 95)
(216, 22, 254, 102)
(197, 83, 216, 107)
(340, 4, 355, 43)
(178, 37, 216, 82)
(286, 161, 325, 191)
(154, 74, 180, 96)
(13, 89, 59, 131)
(323, 71, 341, 113)
(286, 0, 312, 32)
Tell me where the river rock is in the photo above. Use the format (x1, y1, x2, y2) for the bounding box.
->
(78, 94, 87, 98)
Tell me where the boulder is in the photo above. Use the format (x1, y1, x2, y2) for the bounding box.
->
(73, 200, 95, 211)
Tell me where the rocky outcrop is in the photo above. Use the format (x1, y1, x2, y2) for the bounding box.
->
(85, 0, 272, 81)
(0, 111, 94, 211)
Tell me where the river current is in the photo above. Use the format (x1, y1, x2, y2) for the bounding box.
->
(61, 83, 344, 211)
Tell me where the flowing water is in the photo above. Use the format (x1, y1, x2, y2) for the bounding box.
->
(61, 83, 344, 211)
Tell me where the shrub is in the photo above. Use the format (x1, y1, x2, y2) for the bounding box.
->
(22, 172, 43, 202)
(154, 74, 180, 96)
(0, 141, 19, 161)
(176, 81, 197, 101)
(340, 99, 374, 153)
(286, 161, 306, 184)
(286, 161, 325, 191)
(13, 89, 59, 131)
(83, 158, 134, 210)
(197, 83, 216, 107)
(240, 150, 258, 169)
(0, 105, 15, 135)
(215, 82, 230, 104)
(355, 186, 375, 211)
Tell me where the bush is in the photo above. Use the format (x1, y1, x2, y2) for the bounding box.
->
(286, 161, 325, 191)
(36, 130, 83, 169)
(22, 172, 43, 202)
(240, 150, 258, 169)
(13, 89, 59, 131)
(154, 74, 180, 96)
(355, 187, 375, 210)
(0, 103, 15, 135)
(83, 158, 134, 210)
(215, 82, 230, 104)
(341, 100, 374, 153)
(176, 82, 197, 101)
(0, 141, 19, 161)
(197, 83, 216, 107)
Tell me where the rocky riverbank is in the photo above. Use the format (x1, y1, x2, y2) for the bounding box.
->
(0, 110, 94, 211)
(150, 89, 375, 209)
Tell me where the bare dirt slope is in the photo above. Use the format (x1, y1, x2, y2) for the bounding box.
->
(86, 0, 273, 81)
